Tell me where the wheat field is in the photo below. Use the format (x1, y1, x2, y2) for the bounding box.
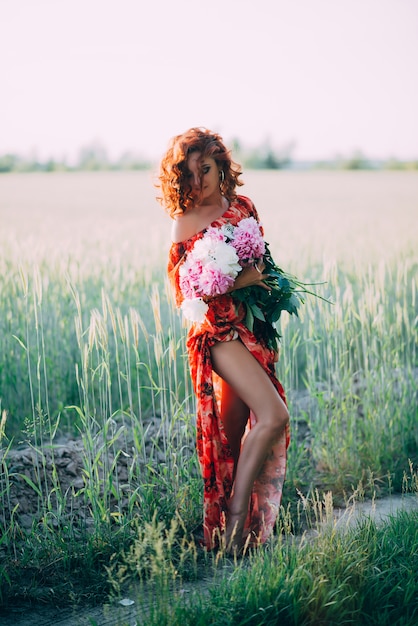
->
(0, 169, 417, 610)
(1, 169, 417, 267)
(1, 169, 417, 450)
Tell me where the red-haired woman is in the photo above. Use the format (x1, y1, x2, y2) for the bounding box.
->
(158, 128, 290, 554)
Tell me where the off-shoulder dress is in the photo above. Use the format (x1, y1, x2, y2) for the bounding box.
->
(168, 195, 290, 548)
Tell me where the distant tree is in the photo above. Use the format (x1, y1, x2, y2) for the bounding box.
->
(230, 137, 243, 158)
(116, 151, 151, 170)
(340, 150, 373, 170)
(77, 141, 110, 170)
(242, 139, 295, 169)
(0, 154, 20, 172)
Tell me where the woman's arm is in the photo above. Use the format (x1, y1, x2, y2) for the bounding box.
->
(228, 262, 271, 293)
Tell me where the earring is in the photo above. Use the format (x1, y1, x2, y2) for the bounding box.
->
(219, 170, 225, 183)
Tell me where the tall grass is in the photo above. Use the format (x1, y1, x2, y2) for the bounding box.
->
(0, 171, 417, 607)
(281, 258, 417, 498)
(138, 504, 418, 626)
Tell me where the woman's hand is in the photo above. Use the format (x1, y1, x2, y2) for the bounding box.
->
(231, 262, 271, 292)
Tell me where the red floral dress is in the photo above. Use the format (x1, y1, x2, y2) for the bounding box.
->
(168, 195, 290, 549)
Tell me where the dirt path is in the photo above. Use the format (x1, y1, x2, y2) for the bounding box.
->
(1, 494, 416, 626)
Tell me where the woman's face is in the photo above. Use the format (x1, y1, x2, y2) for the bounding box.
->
(185, 153, 221, 204)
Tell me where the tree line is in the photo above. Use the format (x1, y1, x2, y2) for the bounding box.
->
(0, 139, 417, 173)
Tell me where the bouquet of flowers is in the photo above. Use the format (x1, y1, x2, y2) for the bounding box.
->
(179, 216, 317, 350)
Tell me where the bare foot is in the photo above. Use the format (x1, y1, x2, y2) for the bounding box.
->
(224, 510, 245, 556)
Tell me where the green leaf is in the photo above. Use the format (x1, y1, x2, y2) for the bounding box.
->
(15, 473, 43, 498)
(245, 306, 254, 332)
(282, 293, 300, 315)
(231, 240, 329, 348)
(12, 335, 28, 352)
(250, 303, 266, 322)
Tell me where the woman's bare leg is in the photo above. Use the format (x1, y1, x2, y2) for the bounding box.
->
(210, 340, 289, 552)
(219, 378, 249, 477)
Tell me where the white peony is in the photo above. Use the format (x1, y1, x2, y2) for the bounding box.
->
(212, 240, 241, 276)
(180, 297, 209, 323)
(191, 236, 216, 262)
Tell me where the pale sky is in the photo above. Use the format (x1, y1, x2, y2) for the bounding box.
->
(1, 0, 417, 162)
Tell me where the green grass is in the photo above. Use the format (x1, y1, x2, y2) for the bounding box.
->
(138, 506, 418, 626)
(0, 171, 417, 611)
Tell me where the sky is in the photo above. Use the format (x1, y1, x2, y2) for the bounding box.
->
(1, 0, 417, 163)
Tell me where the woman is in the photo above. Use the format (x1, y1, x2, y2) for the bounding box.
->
(158, 127, 290, 554)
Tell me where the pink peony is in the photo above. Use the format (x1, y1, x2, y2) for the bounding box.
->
(205, 226, 225, 241)
(179, 273, 195, 300)
(179, 257, 204, 298)
(199, 266, 235, 297)
(231, 217, 265, 264)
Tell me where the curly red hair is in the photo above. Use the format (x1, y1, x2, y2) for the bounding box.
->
(157, 127, 243, 218)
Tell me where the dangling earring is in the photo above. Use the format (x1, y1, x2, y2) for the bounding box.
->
(219, 170, 225, 184)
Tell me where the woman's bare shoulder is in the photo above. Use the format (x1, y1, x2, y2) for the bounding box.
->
(171, 211, 199, 244)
